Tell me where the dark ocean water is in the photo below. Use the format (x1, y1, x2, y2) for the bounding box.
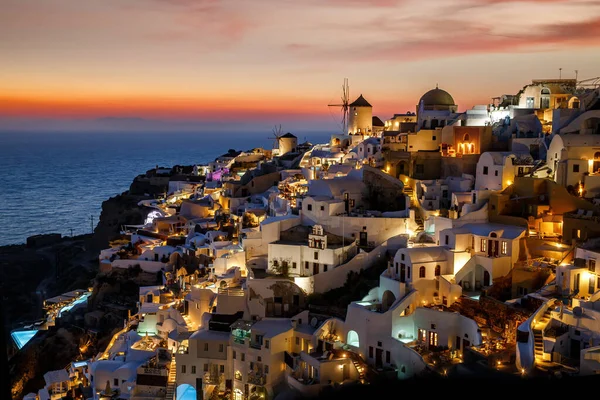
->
(0, 131, 330, 246)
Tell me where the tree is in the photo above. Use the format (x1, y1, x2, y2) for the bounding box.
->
(269, 257, 292, 277)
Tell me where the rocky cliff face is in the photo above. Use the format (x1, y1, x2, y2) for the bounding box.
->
(90, 192, 149, 252)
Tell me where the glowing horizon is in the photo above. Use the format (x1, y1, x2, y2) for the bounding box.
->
(2, 0, 600, 132)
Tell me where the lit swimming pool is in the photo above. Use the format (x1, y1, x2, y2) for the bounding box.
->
(58, 292, 91, 317)
(11, 330, 38, 349)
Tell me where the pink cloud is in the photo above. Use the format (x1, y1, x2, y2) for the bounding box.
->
(287, 16, 600, 63)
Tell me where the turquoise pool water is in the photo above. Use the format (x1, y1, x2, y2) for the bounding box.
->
(177, 384, 197, 400)
(11, 330, 38, 349)
(59, 292, 91, 317)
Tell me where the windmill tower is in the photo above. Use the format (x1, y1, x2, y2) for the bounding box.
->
(269, 124, 284, 156)
(328, 78, 350, 135)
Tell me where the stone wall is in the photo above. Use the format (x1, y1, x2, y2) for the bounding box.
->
(450, 294, 542, 344)
(362, 165, 407, 212)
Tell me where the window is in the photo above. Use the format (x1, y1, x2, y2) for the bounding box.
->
(292, 262, 297, 269)
(274, 296, 283, 304)
(265, 340, 270, 349)
(401, 253, 405, 261)
(418, 329, 426, 342)
(233, 351, 236, 359)
(431, 324, 436, 329)
(377, 341, 382, 347)
(320, 205, 324, 211)
(258, 356, 262, 362)
(181, 365, 187, 374)
(293, 294, 300, 306)
(386, 351, 391, 364)
(265, 366, 269, 374)
(314, 251, 319, 260)
(204, 343, 209, 351)
(419, 266, 426, 278)
(573, 164, 580, 173)
(192, 366, 196, 374)
(407, 266, 411, 279)
(369, 346, 373, 358)
(481, 239, 487, 252)
(435, 265, 441, 276)
(445, 235, 449, 245)
(589, 259, 596, 273)
(483, 166, 488, 175)
(305, 261, 309, 269)
(114, 378, 119, 386)
(429, 332, 438, 347)
(241, 353, 245, 361)
(220, 365, 225, 373)
(250, 362, 254, 370)
(432, 136, 436, 141)
(501, 241, 507, 255)
(307, 204, 312, 211)
(235, 371, 242, 380)
(324, 265, 328, 272)
(589, 276, 595, 294)
(296, 337, 300, 345)
(203, 364, 208, 372)
(494, 170, 498, 176)
(219, 344, 224, 352)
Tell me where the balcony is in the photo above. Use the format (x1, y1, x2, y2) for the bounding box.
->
(249, 341, 262, 350)
(203, 373, 222, 385)
(247, 372, 266, 386)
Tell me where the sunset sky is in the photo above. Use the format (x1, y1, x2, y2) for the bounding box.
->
(2, 0, 600, 132)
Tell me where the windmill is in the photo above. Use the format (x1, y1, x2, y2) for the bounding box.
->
(328, 78, 350, 134)
(268, 124, 284, 152)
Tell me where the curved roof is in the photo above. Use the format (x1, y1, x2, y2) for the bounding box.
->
(399, 246, 447, 263)
(161, 318, 178, 332)
(420, 88, 455, 107)
(350, 94, 372, 107)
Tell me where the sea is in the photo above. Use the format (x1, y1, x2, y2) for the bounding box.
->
(0, 131, 331, 246)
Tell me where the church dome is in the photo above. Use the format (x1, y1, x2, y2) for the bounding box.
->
(419, 87, 455, 107)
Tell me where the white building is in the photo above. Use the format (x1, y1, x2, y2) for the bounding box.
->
(475, 152, 535, 191)
(267, 225, 357, 277)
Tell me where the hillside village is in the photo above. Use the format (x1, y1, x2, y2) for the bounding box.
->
(11, 77, 600, 400)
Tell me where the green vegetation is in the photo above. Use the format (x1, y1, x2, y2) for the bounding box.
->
(307, 257, 388, 309)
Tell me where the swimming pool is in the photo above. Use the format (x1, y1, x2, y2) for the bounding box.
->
(11, 330, 38, 349)
(58, 292, 91, 317)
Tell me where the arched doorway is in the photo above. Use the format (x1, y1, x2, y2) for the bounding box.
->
(540, 88, 551, 108)
(347, 330, 360, 347)
(483, 270, 491, 287)
(177, 384, 197, 400)
(233, 389, 243, 400)
(381, 290, 396, 312)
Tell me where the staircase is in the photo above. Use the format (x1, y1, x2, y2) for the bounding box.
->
(533, 308, 552, 365)
(165, 357, 177, 400)
(533, 328, 544, 362)
(414, 213, 424, 233)
(351, 358, 366, 383)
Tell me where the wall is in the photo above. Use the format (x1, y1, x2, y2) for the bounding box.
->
(407, 129, 441, 152)
(295, 236, 401, 294)
(300, 211, 414, 247)
(112, 259, 167, 273)
(349, 105, 373, 135)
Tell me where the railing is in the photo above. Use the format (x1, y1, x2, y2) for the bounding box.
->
(247, 372, 266, 386)
(249, 342, 262, 350)
(218, 288, 245, 297)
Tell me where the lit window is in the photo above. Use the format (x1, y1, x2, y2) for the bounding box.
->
(501, 241, 507, 255)
(418, 329, 426, 342)
(481, 239, 487, 252)
(235, 371, 242, 380)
